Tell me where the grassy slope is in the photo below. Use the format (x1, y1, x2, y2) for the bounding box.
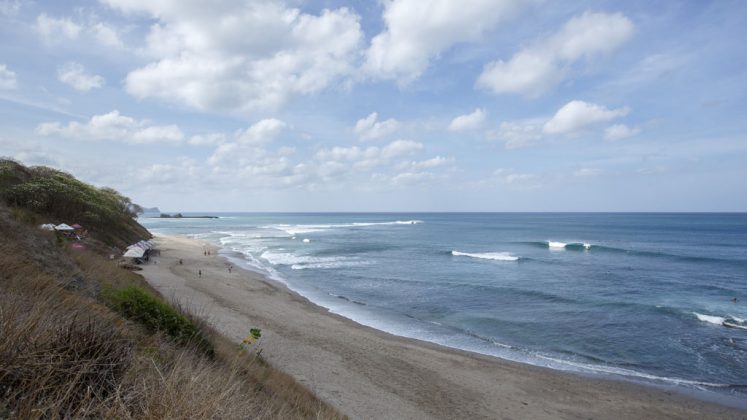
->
(0, 161, 343, 419)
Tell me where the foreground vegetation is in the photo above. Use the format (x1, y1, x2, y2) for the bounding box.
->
(0, 160, 343, 419)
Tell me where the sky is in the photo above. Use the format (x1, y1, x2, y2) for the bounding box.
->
(1, 0, 746, 212)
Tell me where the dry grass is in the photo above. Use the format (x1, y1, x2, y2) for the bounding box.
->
(0, 208, 345, 419)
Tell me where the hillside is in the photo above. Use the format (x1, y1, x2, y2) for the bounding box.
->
(0, 161, 343, 419)
(0, 159, 150, 249)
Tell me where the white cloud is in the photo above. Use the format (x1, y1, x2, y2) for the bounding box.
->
(448, 108, 485, 131)
(314, 139, 423, 172)
(188, 133, 228, 146)
(206, 119, 288, 166)
(36, 110, 184, 144)
(390, 171, 439, 186)
(398, 156, 454, 171)
(34, 13, 82, 40)
(0, 64, 17, 89)
(354, 112, 399, 140)
(57, 62, 105, 91)
(491, 168, 540, 187)
(381, 139, 423, 158)
(0, 0, 21, 17)
(604, 124, 641, 141)
(543, 100, 629, 135)
(364, 0, 530, 83)
(101, 1, 363, 111)
(477, 11, 634, 97)
(33, 13, 127, 49)
(487, 120, 543, 149)
(236, 118, 288, 145)
(91, 22, 124, 48)
(491, 101, 630, 148)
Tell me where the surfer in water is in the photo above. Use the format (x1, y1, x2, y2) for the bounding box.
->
(732, 297, 738, 304)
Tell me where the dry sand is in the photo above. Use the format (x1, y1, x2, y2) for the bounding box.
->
(139, 235, 746, 419)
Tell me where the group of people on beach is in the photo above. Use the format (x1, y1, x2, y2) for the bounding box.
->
(194, 248, 233, 278)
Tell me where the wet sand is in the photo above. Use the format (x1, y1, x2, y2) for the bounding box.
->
(139, 235, 746, 419)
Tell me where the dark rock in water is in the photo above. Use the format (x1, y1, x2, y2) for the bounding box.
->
(158, 213, 218, 219)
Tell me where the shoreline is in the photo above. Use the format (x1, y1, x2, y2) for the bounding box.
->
(139, 234, 746, 419)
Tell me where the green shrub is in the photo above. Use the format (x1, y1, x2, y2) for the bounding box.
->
(106, 286, 214, 357)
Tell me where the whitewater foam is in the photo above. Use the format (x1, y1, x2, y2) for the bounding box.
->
(545, 241, 594, 250)
(264, 220, 423, 235)
(694, 312, 726, 325)
(260, 250, 367, 270)
(534, 354, 729, 388)
(451, 250, 519, 261)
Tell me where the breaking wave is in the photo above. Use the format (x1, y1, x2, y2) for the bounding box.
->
(451, 250, 520, 261)
(264, 220, 423, 235)
(260, 250, 368, 270)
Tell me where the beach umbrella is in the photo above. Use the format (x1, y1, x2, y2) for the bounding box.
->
(55, 223, 74, 231)
(72, 223, 83, 229)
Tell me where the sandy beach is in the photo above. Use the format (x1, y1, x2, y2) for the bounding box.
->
(139, 235, 745, 420)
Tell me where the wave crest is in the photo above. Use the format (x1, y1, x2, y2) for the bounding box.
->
(451, 250, 519, 261)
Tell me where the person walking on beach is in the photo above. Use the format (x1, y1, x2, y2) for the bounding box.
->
(198, 269, 202, 278)
(228, 265, 232, 273)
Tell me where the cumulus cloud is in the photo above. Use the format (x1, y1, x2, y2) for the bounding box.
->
(487, 120, 543, 149)
(364, 0, 530, 83)
(477, 11, 634, 97)
(543, 100, 629, 135)
(57, 62, 105, 91)
(36, 110, 184, 144)
(315, 139, 423, 172)
(100, 1, 363, 112)
(206, 118, 288, 167)
(448, 108, 485, 131)
(397, 156, 454, 171)
(34, 13, 82, 39)
(34, 12, 126, 49)
(188, 133, 228, 146)
(0, 64, 17, 89)
(491, 101, 630, 148)
(604, 123, 641, 141)
(236, 118, 288, 145)
(354, 112, 399, 140)
(91, 22, 124, 48)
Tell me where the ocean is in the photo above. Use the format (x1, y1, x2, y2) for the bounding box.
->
(140, 213, 747, 398)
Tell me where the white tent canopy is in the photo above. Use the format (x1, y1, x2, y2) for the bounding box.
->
(123, 247, 146, 258)
(128, 240, 153, 250)
(39, 223, 56, 231)
(55, 223, 74, 231)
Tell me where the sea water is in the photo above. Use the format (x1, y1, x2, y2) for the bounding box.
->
(140, 213, 747, 398)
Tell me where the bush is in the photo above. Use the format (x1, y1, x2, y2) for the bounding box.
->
(106, 286, 214, 357)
